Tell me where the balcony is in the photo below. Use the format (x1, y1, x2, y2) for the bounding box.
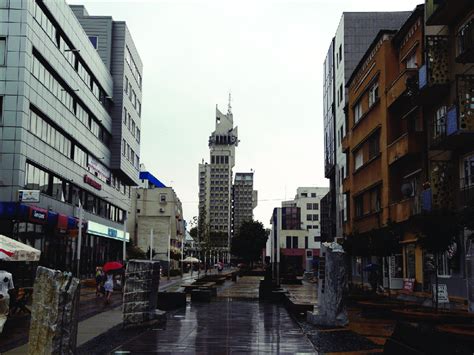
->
(457, 18, 474, 63)
(387, 132, 423, 166)
(387, 69, 418, 109)
(426, 0, 473, 26)
(418, 36, 449, 99)
(389, 195, 422, 223)
(430, 76, 474, 150)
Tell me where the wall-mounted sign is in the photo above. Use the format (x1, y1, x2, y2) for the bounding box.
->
(432, 284, 449, 304)
(18, 190, 40, 203)
(87, 221, 129, 242)
(84, 175, 102, 190)
(29, 206, 48, 224)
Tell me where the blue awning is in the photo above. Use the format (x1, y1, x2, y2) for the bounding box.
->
(139, 171, 166, 188)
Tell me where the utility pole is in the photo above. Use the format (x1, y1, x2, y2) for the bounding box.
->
(76, 201, 83, 278)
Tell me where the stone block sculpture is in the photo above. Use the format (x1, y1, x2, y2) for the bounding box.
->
(123, 259, 165, 328)
(28, 266, 80, 355)
(307, 242, 348, 327)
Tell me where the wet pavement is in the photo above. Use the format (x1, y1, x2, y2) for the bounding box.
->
(111, 299, 317, 354)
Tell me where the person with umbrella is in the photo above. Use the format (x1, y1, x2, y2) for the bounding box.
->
(103, 262, 123, 305)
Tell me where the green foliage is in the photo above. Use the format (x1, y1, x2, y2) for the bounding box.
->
(231, 220, 268, 262)
(189, 226, 198, 240)
(127, 239, 147, 260)
(418, 209, 461, 253)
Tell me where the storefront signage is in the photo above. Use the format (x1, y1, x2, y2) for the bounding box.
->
(29, 207, 48, 224)
(18, 190, 40, 203)
(84, 175, 102, 190)
(432, 284, 449, 304)
(87, 221, 129, 242)
(403, 278, 415, 292)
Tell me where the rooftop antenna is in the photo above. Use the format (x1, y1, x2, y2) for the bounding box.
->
(227, 91, 232, 115)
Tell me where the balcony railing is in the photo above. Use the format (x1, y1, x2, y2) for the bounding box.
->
(389, 194, 422, 223)
(419, 36, 449, 91)
(430, 76, 474, 148)
(387, 132, 423, 165)
(457, 18, 474, 63)
(387, 69, 418, 108)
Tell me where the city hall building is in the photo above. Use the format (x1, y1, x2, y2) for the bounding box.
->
(0, 1, 143, 277)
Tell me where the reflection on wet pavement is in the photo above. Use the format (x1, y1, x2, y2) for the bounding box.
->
(112, 299, 317, 354)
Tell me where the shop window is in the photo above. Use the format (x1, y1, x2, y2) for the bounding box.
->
(390, 254, 403, 278)
(404, 244, 416, 279)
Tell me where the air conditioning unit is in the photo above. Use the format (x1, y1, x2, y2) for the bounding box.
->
(159, 208, 165, 213)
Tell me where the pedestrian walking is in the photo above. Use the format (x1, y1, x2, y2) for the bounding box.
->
(95, 267, 105, 297)
(104, 273, 114, 305)
(0, 268, 14, 334)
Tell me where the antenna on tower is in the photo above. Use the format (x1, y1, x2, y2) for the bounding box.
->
(227, 92, 232, 114)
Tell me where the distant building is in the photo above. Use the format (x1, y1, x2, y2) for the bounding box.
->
(267, 187, 329, 274)
(198, 99, 239, 260)
(232, 172, 258, 236)
(129, 171, 185, 271)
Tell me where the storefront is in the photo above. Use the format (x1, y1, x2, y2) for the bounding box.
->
(83, 221, 129, 277)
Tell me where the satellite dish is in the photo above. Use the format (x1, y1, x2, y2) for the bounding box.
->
(401, 183, 413, 197)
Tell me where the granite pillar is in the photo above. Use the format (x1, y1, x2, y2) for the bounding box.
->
(123, 260, 165, 328)
(28, 266, 80, 355)
(307, 242, 348, 327)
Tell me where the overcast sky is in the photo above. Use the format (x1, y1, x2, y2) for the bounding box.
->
(70, 0, 421, 227)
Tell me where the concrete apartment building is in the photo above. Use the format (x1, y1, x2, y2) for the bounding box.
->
(198, 101, 238, 258)
(232, 172, 257, 236)
(323, 11, 411, 243)
(268, 187, 328, 274)
(130, 171, 185, 271)
(0, 0, 142, 276)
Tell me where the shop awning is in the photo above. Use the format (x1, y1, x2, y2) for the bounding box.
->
(0, 234, 41, 261)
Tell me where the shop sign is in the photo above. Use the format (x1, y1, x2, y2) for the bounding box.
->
(87, 221, 129, 242)
(29, 207, 48, 224)
(403, 278, 415, 292)
(84, 175, 102, 190)
(18, 190, 40, 203)
(432, 284, 449, 304)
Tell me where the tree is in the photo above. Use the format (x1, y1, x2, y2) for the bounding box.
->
(127, 239, 147, 260)
(231, 220, 268, 266)
(418, 209, 460, 311)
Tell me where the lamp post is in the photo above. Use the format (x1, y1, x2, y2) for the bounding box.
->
(122, 210, 127, 263)
(76, 201, 83, 278)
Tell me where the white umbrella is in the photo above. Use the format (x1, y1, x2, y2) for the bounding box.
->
(0, 234, 41, 261)
(183, 256, 200, 263)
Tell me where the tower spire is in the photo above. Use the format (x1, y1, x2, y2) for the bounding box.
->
(227, 92, 232, 115)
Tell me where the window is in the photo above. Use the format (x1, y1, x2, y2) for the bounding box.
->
(338, 84, 343, 105)
(437, 251, 452, 277)
(88, 36, 98, 49)
(306, 214, 312, 221)
(0, 37, 5, 66)
(368, 82, 379, 107)
(307, 203, 312, 210)
(123, 107, 127, 124)
(311, 193, 316, 198)
(354, 149, 363, 170)
(369, 188, 381, 213)
(354, 102, 362, 123)
(313, 203, 319, 210)
(462, 154, 474, 188)
(306, 250, 313, 258)
(314, 236, 321, 242)
(338, 44, 342, 63)
(305, 236, 309, 249)
(131, 120, 136, 136)
(301, 193, 308, 197)
(312, 214, 319, 221)
(25, 162, 50, 195)
(434, 105, 447, 139)
(137, 100, 141, 116)
(292, 236, 298, 249)
(286, 236, 291, 249)
(405, 52, 417, 69)
(122, 139, 126, 156)
(136, 128, 140, 143)
(368, 133, 380, 160)
(160, 194, 166, 202)
(355, 195, 363, 218)
(0, 96, 3, 124)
